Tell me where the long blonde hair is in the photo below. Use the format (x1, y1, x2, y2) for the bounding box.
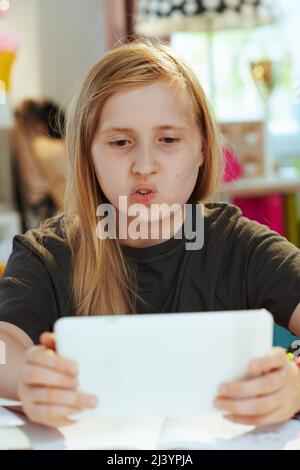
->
(26, 39, 222, 317)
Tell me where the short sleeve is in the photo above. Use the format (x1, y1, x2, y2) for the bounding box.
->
(214, 204, 300, 330)
(0, 235, 60, 345)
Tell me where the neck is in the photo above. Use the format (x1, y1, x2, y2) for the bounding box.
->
(117, 205, 186, 248)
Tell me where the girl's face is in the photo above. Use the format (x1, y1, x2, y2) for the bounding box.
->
(91, 80, 203, 243)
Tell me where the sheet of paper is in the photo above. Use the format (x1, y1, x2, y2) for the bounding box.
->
(61, 416, 165, 450)
(0, 406, 24, 427)
(226, 420, 300, 450)
(0, 398, 22, 407)
(0, 428, 31, 450)
(158, 414, 300, 450)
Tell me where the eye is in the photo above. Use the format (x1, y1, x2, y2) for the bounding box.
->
(109, 139, 130, 147)
(160, 137, 181, 144)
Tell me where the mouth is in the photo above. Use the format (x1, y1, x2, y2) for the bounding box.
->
(134, 189, 154, 195)
(131, 185, 157, 203)
(131, 183, 158, 196)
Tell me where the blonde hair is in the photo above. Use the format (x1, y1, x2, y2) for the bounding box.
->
(26, 39, 222, 317)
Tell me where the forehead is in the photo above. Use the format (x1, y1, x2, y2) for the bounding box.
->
(99, 80, 194, 127)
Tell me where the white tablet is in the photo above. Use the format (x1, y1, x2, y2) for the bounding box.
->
(54, 309, 273, 420)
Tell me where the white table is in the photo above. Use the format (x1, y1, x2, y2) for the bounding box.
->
(20, 416, 66, 450)
(3, 408, 300, 450)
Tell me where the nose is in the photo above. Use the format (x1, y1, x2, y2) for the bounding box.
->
(131, 144, 159, 176)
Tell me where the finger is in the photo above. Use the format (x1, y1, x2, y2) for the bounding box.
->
(23, 364, 79, 389)
(217, 368, 286, 399)
(248, 348, 286, 376)
(214, 390, 282, 416)
(26, 346, 78, 377)
(25, 403, 81, 427)
(40, 332, 56, 351)
(224, 409, 287, 427)
(29, 387, 98, 409)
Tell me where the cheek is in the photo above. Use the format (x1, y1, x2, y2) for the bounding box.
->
(171, 159, 200, 199)
(93, 154, 123, 182)
(174, 159, 200, 181)
(92, 142, 121, 175)
(92, 158, 130, 203)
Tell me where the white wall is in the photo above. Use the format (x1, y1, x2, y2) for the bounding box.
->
(0, 0, 108, 107)
(38, 0, 108, 106)
(0, 0, 42, 105)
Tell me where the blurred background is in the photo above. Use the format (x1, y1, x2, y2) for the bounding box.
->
(0, 0, 299, 345)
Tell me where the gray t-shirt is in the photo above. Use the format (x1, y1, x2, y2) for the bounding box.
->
(1, 202, 300, 344)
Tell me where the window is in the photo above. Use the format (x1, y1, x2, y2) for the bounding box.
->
(171, 0, 300, 129)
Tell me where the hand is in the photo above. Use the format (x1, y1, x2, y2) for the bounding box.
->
(18, 332, 98, 427)
(214, 347, 300, 426)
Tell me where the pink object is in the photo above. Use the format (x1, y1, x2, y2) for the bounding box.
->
(0, 31, 19, 53)
(233, 195, 286, 236)
(223, 148, 243, 183)
(222, 147, 285, 236)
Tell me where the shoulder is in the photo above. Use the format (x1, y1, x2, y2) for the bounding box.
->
(201, 201, 282, 254)
(203, 202, 247, 239)
(12, 214, 73, 273)
(202, 201, 299, 258)
(203, 201, 242, 225)
(203, 201, 270, 234)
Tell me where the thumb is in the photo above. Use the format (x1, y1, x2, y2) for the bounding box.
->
(40, 332, 56, 351)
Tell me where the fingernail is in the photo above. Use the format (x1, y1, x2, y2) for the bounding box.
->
(73, 378, 80, 388)
(218, 384, 227, 394)
(69, 363, 79, 375)
(87, 396, 98, 408)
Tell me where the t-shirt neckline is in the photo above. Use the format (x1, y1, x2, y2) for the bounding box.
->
(120, 201, 197, 261)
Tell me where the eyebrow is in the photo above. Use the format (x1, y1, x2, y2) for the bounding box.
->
(100, 125, 188, 134)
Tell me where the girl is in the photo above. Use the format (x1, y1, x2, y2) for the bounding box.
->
(1, 39, 300, 429)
